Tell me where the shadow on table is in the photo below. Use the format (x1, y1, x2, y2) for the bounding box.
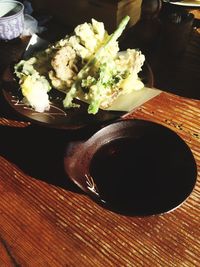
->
(0, 125, 84, 194)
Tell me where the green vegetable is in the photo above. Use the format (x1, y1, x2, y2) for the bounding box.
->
(14, 55, 51, 112)
(63, 15, 130, 114)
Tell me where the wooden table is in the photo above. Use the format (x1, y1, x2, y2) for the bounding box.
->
(0, 4, 200, 267)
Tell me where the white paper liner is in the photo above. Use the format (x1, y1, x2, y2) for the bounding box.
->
(106, 87, 161, 112)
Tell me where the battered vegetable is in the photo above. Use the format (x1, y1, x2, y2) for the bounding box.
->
(14, 16, 145, 114)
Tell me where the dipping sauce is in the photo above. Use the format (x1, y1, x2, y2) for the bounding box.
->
(89, 130, 196, 216)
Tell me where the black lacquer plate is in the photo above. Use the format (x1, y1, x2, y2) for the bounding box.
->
(2, 63, 153, 130)
(2, 34, 154, 130)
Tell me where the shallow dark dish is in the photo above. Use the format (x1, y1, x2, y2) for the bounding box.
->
(2, 34, 155, 130)
(2, 59, 154, 130)
(64, 119, 197, 216)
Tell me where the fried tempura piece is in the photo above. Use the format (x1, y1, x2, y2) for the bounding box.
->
(50, 45, 79, 90)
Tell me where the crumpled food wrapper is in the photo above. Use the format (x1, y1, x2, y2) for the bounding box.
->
(22, 1, 47, 36)
(22, 14, 47, 36)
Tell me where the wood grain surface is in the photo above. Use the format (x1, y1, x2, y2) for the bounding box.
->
(0, 4, 200, 266)
(0, 91, 199, 267)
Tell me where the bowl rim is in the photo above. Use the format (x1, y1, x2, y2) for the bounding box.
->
(0, 0, 24, 21)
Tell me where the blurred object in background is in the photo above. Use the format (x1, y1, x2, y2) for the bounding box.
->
(23, 0, 33, 14)
(23, 13, 46, 35)
(21, 0, 47, 36)
(187, 8, 200, 31)
(120, 0, 162, 53)
(190, 9, 200, 21)
(159, 10, 194, 57)
(30, 0, 142, 32)
(141, 0, 162, 19)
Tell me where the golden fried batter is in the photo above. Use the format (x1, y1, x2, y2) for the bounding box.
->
(50, 45, 79, 89)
